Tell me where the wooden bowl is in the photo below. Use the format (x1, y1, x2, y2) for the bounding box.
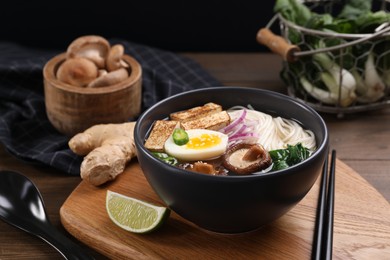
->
(43, 53, 142, 136)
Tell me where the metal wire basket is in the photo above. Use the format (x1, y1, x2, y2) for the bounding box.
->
(258, 0, 390, 117)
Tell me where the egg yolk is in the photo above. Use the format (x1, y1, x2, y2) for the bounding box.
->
(186, 134, 221, 149)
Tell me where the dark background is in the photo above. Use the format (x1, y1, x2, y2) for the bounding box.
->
(0, 1, 276, 52)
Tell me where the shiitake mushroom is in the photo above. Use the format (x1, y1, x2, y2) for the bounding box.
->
(56, 35, 130, 88)
(222, 143, 272, 175)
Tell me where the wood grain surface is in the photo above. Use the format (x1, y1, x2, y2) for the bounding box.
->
(1, 53, 389, 259)
(60, 159, 390, 259)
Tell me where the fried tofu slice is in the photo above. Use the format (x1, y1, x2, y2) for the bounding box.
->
(181, 111, 231, 131)
(144, 120, 180, 152)
(170, 102, 222, 122)
(145, 103, 229, 152)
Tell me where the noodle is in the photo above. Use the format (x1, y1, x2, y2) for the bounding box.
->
(227, 107, 316, 151)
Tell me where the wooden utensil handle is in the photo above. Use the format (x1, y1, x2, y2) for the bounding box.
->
(256, 28, 300, 62)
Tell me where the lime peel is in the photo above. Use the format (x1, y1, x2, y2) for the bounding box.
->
(106, 190, 170, 233)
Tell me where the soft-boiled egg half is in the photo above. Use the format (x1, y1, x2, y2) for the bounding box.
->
(164, 129, 228, 161)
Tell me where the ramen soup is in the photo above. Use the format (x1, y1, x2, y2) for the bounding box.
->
(144, 104, 316, 176)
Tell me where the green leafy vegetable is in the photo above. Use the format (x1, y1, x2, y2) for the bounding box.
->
(355, 11, 390, 33)
(272, 0, 390, 106)
(338, 0, 372, 20)
(313, 51, 357, 106)
(269, 143, 311, 171)
(274, 0, 312, 26)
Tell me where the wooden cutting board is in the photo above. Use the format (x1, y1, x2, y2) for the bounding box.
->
(60, 159, 390, 259)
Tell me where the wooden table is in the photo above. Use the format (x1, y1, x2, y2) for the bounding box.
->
(0, 53, 389, 259)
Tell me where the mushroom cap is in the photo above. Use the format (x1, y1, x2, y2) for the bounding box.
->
(106, 44, 128, 72)
(56, 57, 99, 87)
(66, 35, 110, 69)
(87, 67, 129, 88)
(222, 143, 272, 175)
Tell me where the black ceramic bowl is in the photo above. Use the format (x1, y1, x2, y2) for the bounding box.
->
(134, 87, 329, 233)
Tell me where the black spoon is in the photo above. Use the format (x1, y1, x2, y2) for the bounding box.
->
(0, 170, 94, 259)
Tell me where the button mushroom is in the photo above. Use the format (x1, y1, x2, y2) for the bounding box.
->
(56, 57, 99, 87)
(66, 35, 110, 69)
(222, 143, 272, 175)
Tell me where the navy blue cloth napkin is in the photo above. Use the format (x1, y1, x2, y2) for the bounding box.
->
(0, 40, 220, 175)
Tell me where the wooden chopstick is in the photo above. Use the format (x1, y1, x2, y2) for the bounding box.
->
(312, 149, 336, 260)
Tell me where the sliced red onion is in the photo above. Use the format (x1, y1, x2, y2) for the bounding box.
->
(229, 132, 259, 141)
(219, 108, 262, 147)
(227, 123, 247, 137)
(221, 109, 247, 134)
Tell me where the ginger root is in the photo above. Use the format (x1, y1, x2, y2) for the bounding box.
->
(68, 122, 137, 186)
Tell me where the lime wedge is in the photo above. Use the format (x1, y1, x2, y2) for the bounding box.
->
(106, 190, 170, 233)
